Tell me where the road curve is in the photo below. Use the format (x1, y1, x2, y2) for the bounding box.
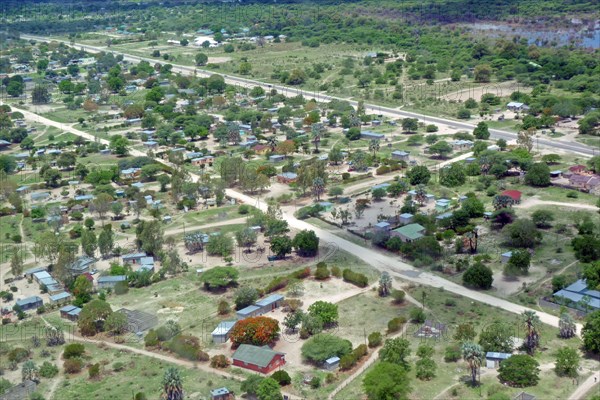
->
(19, 34, 596, 157)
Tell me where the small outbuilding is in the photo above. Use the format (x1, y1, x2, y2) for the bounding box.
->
(97, 275, 127, 289)
(210, 387, 234, 400)
(255, 294, 285, 314)
(49, 292, 72, 305)
(485, 352, 512, 369)
(60, 305, 82, 321)
(501, 251, 513, 264)
(15, 296, 43, 311)
(211, 321, 237, 344)
(236, 305, 261, 320)
(323, 356, 340, 371)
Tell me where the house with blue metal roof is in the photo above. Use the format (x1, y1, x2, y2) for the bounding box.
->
(49, 291, 72, 305)
(16, 296, 43, 311)
(486, 352, 512, 368)
(553, 279, 600, 313)
(236, 305, 261, 319)
(211, 321, 237, 344)
(69, 256, 96, 275)
(360, 130, 385, 140)
(97, 275, 127, 289)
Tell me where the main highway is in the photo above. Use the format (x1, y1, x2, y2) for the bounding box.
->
(20, 34, 597, 157)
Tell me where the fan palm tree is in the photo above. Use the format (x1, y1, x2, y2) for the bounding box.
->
(522, 310, 541, 354)
(559, 312, 576, 339)
(461, 342, 484, 386)
(267, 135, 278, 152)
(162, 367, 184, 400)
(369, 139, 380, 158)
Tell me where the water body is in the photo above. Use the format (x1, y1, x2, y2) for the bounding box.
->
(466, 22, 600, 49)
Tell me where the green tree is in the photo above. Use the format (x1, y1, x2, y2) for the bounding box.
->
(429, 141, 452, 158)
(379, 338, 411, 370)
(522, 311, 541, 355)
(378, 271, 392, 297)
(498, 355, 540, 387)
(363, 362, 411, 400)
(463, 262, 493, 289)
(105, 311, 128, 335)
(292, 230, 319, 257)
(473, 121, 490, 139)
(135, 220, 164, 256)
(206, 234, 234, 258)
(531, 209, 554, 228)
(503, 219, 541, 248)
(454, 323, 477, 343)
(555, 347, 579, 377)
(234, 287, 259, 310)
(402, 118, 418, 133)
(525, 163, 550, 187)
(582, 310, 600, 353)
(81, 229, 97, 257)
(109, 136, 130, 156)
(559, 312, 577, 339)
(21, 360, 39, 383)
(256, 377, 282, 400)
(241, 375, 264, 396)
(504, 249, 531, 277)
(474, 64, 492, 82)
(78, 299, 113, 336)
(270, 235, 293, 258)
(10, 248, 23, 277)
(406, 165, 431, 185)
(201, 266, 239, 290)
(301, 334, 352, 364)
(440, 162, 466, 187)
(478, 322, 513, 353)
(308, 301, 338, 326)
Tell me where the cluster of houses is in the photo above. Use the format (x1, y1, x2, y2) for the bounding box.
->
(550, 164, 600, 194)
(210, 294, 287, 374)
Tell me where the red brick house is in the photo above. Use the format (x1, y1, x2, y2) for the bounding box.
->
(231, 344, 285, 374)
(568, 165, 588, 175)
(500, 190, 522, 204)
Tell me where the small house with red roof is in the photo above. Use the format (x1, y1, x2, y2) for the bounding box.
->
(232, 344, 285, 374)
(500, 190, 522, 204)
(252, 144, 270, 155)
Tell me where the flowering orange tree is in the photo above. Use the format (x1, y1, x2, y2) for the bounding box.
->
(230, 316, 280, 346)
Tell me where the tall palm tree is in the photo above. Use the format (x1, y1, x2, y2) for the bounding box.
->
(369, 139, 380, 158)
(311, 123, 323, 153)
(461, 342, 484, 386)
(267, 135, 278, 152)
(162, 367, 184, 400)
(522, 310, 541, 355)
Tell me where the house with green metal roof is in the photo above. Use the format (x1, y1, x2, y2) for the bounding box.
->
(231, 344, 285, 374)
(391, 223, 425, 243)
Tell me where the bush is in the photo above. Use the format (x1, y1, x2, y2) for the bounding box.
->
(64, 359, 83, 374)
(368, 332, 382, 348)
(301, 334, 352, 364)
(331, 266, 341, 278)
(391, 289, 406, 304)
(387, 317, 406, 333)
(210, 354, 230, 369)
(238, 204, 251, 214)
(114, 281, 129, 295)
(217, 300, 230, 315)
(342, 172, 350, 180)
(291, 267, 311, 280)
(264, 276, 289, 293)
(63, 343, 85, 359)
(271, 370, 291, 386)
(113, 362, 125, 372)
(39, 361, 59, 378)
(8, 347, 29, 363)
(444, 344, 462, 362)
(342, 269, 369, 287)
(310, 376, 321, 389)
(88, 363, 101, 379)
(314, 262, 330, 280)
(409, 307, 426, 323)
(340, 352, 357, 370)
(168, 335, 208, 361)
(144, 330, 159, 347)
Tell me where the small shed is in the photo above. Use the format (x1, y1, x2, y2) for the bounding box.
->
(122, 252, 147, 264)
(399, 213, 414, 225)
(323, 356, 340, 371)
(24, 266, 46, 279)
(210, 387, 234, 400)
(486, 352, 512, 368)
(318, 202, 333, 212)
(277, 172, 297, 184)
(269, 154, 285, 163)
(391, 223, 425, 243)
(501, 251, 513, 264)
(211, 321, 237, 344)
(391, 150, 410, 161)
(550, 170, 562, 179)
(60, 305, 82, 321)
(255, 294, 284, 314)
(374, 221, 391, 231)
(513, 392, 536, 400)
(236, 305, 261, 319)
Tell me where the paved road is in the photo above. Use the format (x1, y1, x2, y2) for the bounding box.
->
(19, 34, 597, 157)
(15, 106, 582, 336)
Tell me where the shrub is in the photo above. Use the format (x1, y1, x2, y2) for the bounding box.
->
(217, 300, 230, 315)
(88, 363, 101, 379)
(134, 393, 148, 400)
(340, 353, 357, 370)
(210, 354, 230, 369)
(444, 344, 462, 362)
(310, 376, 321, 389)
(354, 344, 368, 358)
(63, 343, 85, 359)
(325, 373, 336, 384)
(331, 266, 341, 277)
(368, 332, 382, 348)
(114, 281, 129, 295)
(301, 334, 352, 364)
(39, 361, 59, 378)
(342, 269, 368, 287)
(64, 359, 83, 374)
(113, 362, 125, 372)
(314, 262, 330, 280)
(409, 307, 426, 323)
(391, 289, 406, 304)
(168, 335, 209, 361)
(387, 317, 406, 333)
(264, 276, 289, 293)
(271, 370, 291, 386)
(291, 267, 311, 280)
(8, 347, 29, 363)
(342, 172, 350, 180)
(238, 204, 251, 214)
(144, 330, 159, 347)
